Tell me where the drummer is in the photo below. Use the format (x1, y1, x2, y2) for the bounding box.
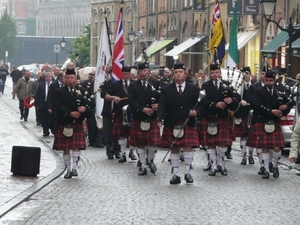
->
(105, 66, 137, 163)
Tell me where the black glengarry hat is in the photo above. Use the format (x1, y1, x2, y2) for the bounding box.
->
(209, 63, 220, 71)
(66, 69, 76, 75)
(121, 66, 131, 72)
(138, 62, 149, 70)
(265, 70, 276, 79)
(173, 63, 186, 70)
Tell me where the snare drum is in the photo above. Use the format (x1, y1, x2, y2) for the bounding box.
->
(122, 105, 132, 126)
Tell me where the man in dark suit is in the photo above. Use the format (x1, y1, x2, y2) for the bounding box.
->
(157, 63, 200, 184)
(52, 69, 94, 179)
(199, 63, 240, 176)
(47, 71, 65, 133)
(35, 72, 53, 136)
(252, 70, 290, 179)
(105, 66, 137, 162)
(128, 62, 161, 175)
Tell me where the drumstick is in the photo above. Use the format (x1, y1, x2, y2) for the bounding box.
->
(120, 97, 128, 101)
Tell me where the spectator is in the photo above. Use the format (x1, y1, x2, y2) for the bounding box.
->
(10, 67, 22, 99)
(0, 64, 9, 95)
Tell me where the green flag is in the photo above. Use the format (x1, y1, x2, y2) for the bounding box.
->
(227, 0, 238, 69)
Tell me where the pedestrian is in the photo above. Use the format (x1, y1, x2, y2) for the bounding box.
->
(157, 63, 200, 184)
(32, 71, 45, 125)
(10, 67, 22, 99)
(199, 63, 240, 176)
(252, 70, 290, 179)
(127, 62, 161, 175)
(105, 66, 137, 162)
(289, 117, 300, 164)
(35, 72, 53, 136)
(13, 70, 34, 121)
(52, 69, 95, 179)
(0, 64, 9, 95)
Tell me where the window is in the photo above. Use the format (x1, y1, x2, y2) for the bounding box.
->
(18, 23, 25, 34)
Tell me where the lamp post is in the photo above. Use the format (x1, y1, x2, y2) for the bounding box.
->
(60, 37, 72, 53)
(260, 0, 300, 77)
(128, 27, 136, 65)
(5, 51, 8, 64)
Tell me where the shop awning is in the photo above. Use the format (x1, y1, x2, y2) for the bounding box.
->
(291, 38, 300, 48)
(164, 36, 205, 57)
(225, 30, 259, 51)
(261, 31, 288, 53)
(135, 38, 176, 62)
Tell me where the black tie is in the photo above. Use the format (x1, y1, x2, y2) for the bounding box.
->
(215, 81, 218, 90)
(178, 85, 182, 96)
(125, 80, 128, 89)
(269, 88, 272, 96)
(69, 88, 74, 96)
(143, 81, 146, 90)
(247, 83, 250, 89)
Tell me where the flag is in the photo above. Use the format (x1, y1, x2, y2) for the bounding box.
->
(209, 0, 226, 65)
(112, 7, 125, 81)
(227, 0, 238, 69)
(94, 13, 112, 128)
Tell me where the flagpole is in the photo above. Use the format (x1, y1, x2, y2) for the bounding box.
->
(104, 9, 112, 54)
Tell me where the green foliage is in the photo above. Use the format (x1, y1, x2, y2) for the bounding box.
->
(0, 8, 18, 61)
(70, 25, 91, 67)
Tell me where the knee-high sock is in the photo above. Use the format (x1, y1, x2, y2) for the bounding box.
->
(118, 139, 127, 155)
(273, 150, 281, 167)
(170, 153, 180, 176)
(256, 148, 263, 167)
(63, 154, 71, 171)
(269, 150, 273, 163)
(248, 147, 253, 155)
(147, 146, 157, 162)
(217, 147, 227, 169)
(184, 152, 194, 174)
(207, 149, 217, 168)
(240, 140, 247, 158)
(262, 153, 270, 172)
(72, 151, 80, 169)
(137, 148, 146, 167)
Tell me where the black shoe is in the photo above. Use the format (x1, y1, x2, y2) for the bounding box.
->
(64, 171, 72, 179)
(203, 163, 211, 171)
(139, 167, 147, 175)
(273, 167, 279, 178)
(149, 160, 157, 174)
(170, 175, 181, 184)
(180, 154, 185, 162)
(248, 155, 255, 164)
(262, 172, 270, 179)
(240, 158, 247, 165)
(215, 165, 222, 172)
(168, 158, 171, 163)
(114, 153, 121, 159)
(137, 160, 141, 167)
(129, 149, 137, 160)
(24, 118, 27, 121)
(118, 154, 127, 163)
(225, 152, 233, 159)
(184, 174, 193, 183)
(209, 169, 216, 176)
(71, 169, 78, 176)
(258, 166, 266, 175)
(20, 115, 23, 120)
(269, 162, 274, 173)
(42, 133, 49, 137)
(107, 155, 114, 160)
(221, 168, 227, 176)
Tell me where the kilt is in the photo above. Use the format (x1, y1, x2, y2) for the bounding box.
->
(250, 122, 284, 148)
(201, 117, 233, 147)
(112, 114, 131, 138)
(233, 115, 249, 137)
(246, 126, 256, 147)
(53, 123, 86, 150)
(128, 120, 160, 147)
(160, 125, 199, 148)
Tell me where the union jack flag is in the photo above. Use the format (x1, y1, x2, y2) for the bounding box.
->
(112, 7, 125, 81)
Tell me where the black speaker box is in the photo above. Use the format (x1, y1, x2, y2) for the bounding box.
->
(11, 146, 41, 176)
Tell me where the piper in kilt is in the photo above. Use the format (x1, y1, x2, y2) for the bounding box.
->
(53, 69, 95, 179)
(199, 63, 240, 176)
(157, 63, 200, 184)
(252, 70, 291, 179)
(233, 67, 255, 165)
(128, 62, 161, 175)
(105, 66, 137, 163)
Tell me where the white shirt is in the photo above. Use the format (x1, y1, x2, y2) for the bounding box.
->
(176, 82, 186, 93)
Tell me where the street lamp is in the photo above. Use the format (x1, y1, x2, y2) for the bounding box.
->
(127, 27, 136, 65)
(108, 27, 113, 42)
(5, 51, 8, 64)
(60, 37, 72, 53)
(260, 0, 300, 77)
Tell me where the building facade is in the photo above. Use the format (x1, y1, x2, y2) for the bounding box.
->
(36, 0, 91, 37)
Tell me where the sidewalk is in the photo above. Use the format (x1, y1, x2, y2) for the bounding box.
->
(0, 77, 64, 218)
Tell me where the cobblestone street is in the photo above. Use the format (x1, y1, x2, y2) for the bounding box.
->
(1, 77, 300, 225)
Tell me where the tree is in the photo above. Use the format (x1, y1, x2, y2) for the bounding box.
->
(70, 25, 91, 67)
(0, 8, 18, 63)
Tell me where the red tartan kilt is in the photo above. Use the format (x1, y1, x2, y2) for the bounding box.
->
(201, 117, 233, 147)
(112, 114, 131, 137)
(160, 125, 199, 148)
(53, 123, 86, 150)
(233, 115, 249, 137)
(128, 120, 160, 147)
(251, 122, 284, 148)
(246, 126, 256, 147)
